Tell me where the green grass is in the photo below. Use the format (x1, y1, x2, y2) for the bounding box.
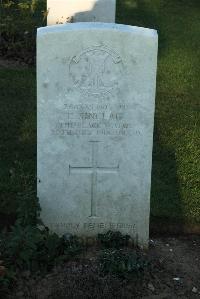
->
(0, 69, 36, 223)
(116, 0, 200, 224)
(0, 0, 200, 226)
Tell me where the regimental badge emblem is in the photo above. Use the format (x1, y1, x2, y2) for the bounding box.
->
(69, 44, 123, 97)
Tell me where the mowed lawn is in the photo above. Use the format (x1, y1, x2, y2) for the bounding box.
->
(0, 0, 199, 228)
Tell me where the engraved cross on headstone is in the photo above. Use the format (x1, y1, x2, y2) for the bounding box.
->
(69, 141, 119, 217)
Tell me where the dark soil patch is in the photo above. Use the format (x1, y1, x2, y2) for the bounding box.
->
(8, 236, 200, 299)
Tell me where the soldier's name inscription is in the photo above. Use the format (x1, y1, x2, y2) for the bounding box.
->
(52, 102, 142, 137)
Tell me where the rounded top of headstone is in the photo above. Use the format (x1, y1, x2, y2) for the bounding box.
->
(37, 22, 157, 38)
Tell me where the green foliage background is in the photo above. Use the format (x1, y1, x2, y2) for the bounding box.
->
(0, 0, 46, 63)
(0, 0, 200, 227)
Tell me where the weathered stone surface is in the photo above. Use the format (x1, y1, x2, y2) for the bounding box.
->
(37, 23, 158, 247)
(47, 0, 116, 25)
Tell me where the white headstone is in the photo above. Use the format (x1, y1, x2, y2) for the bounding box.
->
(37, 23, 158, 247)
(47, 0, 116, 25)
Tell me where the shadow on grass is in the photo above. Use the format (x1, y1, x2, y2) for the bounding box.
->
(0, 68, 36, 229)
(150, 119, 183, 234)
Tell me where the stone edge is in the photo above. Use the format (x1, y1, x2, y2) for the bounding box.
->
(37, 22, 157, 38)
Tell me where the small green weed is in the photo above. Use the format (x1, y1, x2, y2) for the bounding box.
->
(98, 231, 149, 278)
(98, 230, 130, 249)
(99, 248, 149, 278)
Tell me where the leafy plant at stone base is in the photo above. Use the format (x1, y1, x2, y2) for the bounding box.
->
(97, 230, 131, 249)
(0, 225, 83, 296)
(1, 225, 82, 273)
(0, 185, 83, 296)
(98, 248, 150, 279)
(97, 231, 150, 278)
